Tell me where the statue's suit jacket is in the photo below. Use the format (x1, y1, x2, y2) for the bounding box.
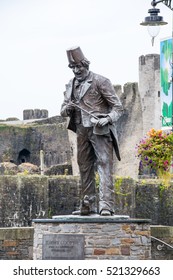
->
(61, 71, 123, 161)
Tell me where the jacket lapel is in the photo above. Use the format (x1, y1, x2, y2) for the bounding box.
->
(79, 72, 93, 100)
(79, 82, 91, 100)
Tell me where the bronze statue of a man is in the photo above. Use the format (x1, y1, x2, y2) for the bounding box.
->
(61, 46, 123, 216)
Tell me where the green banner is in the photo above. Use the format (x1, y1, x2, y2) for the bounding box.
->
(160, 38, 172, 128)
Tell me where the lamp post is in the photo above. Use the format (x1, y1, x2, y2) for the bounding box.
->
(140, 0, 173, 131)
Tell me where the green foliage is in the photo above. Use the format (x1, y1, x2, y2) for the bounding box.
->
(0, 124, 9, 131)
(64, 169, 68, 175)
(48, 208, 53, 218)
(114, 176, 123, 194)
(17, 169, 29, 176)
(3, 169, 16, 175)
(159, 184, 166, 198)
(2, 150, 12, 162)
(95, 172, 100, 188)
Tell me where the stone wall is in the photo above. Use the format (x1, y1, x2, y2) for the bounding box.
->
(0, 175, 49, 227)
(0, 175, 80, 227)
(114, 178, 173, 226)
(0, 175, 173, 227)
(0, 227, 33, 260)
(135, 180, 173, 225)
(48, 176, 80, 216)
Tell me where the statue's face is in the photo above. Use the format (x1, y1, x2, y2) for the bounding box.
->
(70, 63, 89, 82)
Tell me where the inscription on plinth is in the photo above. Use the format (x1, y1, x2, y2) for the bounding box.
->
(42, 234, 84, 260)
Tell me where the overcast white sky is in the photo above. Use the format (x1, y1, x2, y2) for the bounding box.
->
(0, 0, 172, 120)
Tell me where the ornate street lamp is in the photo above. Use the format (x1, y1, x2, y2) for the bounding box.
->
(141, 0, 173, 131)
(140, 0, 168, 46)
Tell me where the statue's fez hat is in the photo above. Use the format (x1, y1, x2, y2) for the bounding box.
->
(66, 46, 86, 65)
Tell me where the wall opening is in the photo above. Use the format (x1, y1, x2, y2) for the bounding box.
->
(18, 149, 30, 164)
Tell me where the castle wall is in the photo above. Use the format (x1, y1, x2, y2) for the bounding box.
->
(114, 83, 143, 178)
(23, 109, 48, 120)
(0, 116, 71, 168)
(139, 54, 161, 134)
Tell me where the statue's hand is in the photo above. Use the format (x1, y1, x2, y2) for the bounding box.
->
(66, 102, 75, 114)
(97, 116, 110, 127)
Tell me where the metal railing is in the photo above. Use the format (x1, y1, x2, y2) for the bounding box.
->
(151, 235, 173, 250)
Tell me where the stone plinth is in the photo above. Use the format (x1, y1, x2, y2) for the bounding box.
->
(32, 215, 151, 260)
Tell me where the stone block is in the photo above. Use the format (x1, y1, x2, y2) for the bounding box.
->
(121, 245, 130, 256)
(3, 240, 17, 247)
(106, 248, 120, 255)
(94, 248, 106, 255)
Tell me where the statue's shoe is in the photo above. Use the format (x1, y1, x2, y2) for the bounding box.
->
(100, 209, 113, 216)
(72, 208, 90, 215)
(72, 209, 97, 215)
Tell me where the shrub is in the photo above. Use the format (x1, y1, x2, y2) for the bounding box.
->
(136, 128, 173, 179)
